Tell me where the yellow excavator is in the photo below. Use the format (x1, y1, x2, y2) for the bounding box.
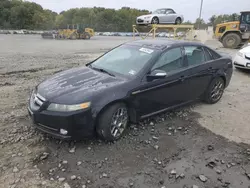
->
(215, 11, 250, 48)
(42, 24, 95, 40)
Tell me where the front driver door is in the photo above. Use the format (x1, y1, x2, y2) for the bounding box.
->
(132, 47, 191, 117)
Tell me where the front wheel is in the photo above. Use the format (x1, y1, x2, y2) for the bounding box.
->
(204, 77, 225, 104)
(151, 17, 159, 24)
(96, 103, 129, 141)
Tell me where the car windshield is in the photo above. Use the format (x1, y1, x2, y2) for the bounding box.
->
(90, 45, 157, 77)
(153, 9, 166, 14)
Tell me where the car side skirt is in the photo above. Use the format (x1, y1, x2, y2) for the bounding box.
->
(139, 99, 195, 120)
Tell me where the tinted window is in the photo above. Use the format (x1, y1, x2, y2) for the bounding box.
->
(166, 9, 174, 14)
(152, 47, 183, 72)
(184, 46, 205, 66)
(207, 48, 221, 59)
(203, 47, 213, 61)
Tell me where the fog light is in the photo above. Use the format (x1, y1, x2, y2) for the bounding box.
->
(247, 63, 250, 67)
(60, 129, 68, 135)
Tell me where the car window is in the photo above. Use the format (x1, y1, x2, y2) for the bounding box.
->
(184, 46, 206, 66)
(207, 48, 221, 60)
(151, 47, 183, 73)
(166, 9, 174, 14)
(153, 9, 166, 14)
(203, 47, 213, 61)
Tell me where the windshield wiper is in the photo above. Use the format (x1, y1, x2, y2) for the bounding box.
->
(90, 66, 115, 77)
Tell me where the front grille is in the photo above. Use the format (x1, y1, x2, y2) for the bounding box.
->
(137, 19, 143, 23)
(245, 55, 250, 60)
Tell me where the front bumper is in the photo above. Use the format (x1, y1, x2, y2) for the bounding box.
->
(233, 55, 250, 69)
(28, 106, 96, 140)
(136, 18, 151, 25)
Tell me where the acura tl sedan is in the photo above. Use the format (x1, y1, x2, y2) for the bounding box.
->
(136, 8, 184, 25)
(28, 40, 233, 141)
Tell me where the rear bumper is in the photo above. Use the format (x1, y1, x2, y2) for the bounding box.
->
(28, 107, 96, 140)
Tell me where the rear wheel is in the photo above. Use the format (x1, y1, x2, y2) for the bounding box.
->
(97, 103, 129, 141)
(151, 17, 159, 24)
(204, 77, 225, 104)
(222, 33, 241, 49)
(175, 17, 182, 25)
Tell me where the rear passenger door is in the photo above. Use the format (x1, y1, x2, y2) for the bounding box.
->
(183, 45, 214, 100)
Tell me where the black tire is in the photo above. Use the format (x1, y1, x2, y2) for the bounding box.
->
(222, 33, 241, 49)
(151, 17, 159, 24)
(96, 103, 129, 141)
(204, 77, 225, 104)
(83, 32, 91, 40)
(175, 17, 182, 25)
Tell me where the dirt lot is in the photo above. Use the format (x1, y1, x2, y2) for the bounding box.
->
(0, 35, 250, 188)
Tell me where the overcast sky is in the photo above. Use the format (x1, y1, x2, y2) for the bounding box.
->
(27, 0, 250, 22)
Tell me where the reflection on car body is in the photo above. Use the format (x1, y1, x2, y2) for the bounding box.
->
(28, 39, 233, 141)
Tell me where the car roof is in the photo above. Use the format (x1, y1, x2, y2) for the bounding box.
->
(156, 8, 172, 10)
(125, 39, 204, 50)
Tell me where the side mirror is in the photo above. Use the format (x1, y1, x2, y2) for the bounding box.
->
(147, 69, 167, 81)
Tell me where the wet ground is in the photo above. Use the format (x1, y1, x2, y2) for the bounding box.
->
(0, 35, 250, 188)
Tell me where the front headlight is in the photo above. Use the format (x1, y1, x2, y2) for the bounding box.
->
(237, 52, 244, 57)
(47, 102, 91, 112)
(144, 16, 151, 19)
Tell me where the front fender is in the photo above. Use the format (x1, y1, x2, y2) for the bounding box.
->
(91, 88, 139, 124)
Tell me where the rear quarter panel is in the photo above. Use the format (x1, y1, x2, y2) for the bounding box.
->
(211, 55, 233, 88)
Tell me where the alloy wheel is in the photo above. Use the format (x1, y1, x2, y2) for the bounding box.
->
(151, 18, 159, 24)
(110, 108, 128, 138)
(210, 80, 224, 101)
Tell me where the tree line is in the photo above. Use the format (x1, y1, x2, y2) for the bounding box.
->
(0, 0, 241, 32)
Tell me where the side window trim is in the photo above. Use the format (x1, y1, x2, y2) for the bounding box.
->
(202, 47, 214, 62)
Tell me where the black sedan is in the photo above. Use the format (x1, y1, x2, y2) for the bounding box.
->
(28, 39, 233, 141)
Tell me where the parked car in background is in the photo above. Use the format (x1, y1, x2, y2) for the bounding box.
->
(136, 8, 184, 25)
(234, 45, 250, 69)
(28, 39, 233, 141)
(0, 30, 11, 34)
(158, 32, 167, 37)
(103, 32, 112, 36)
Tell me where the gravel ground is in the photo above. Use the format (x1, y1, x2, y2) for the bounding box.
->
(0, 35, 250, 188)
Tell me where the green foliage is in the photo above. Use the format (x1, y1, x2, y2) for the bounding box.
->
(208, 13, 240, 26)
(0, 0, 57, 29)
(54, 7, 149, 32)
(0, 0, 242, 32)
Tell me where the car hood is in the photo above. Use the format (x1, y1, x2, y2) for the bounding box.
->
(37, 66, 127, 103)
(239, 46, 250, 57)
